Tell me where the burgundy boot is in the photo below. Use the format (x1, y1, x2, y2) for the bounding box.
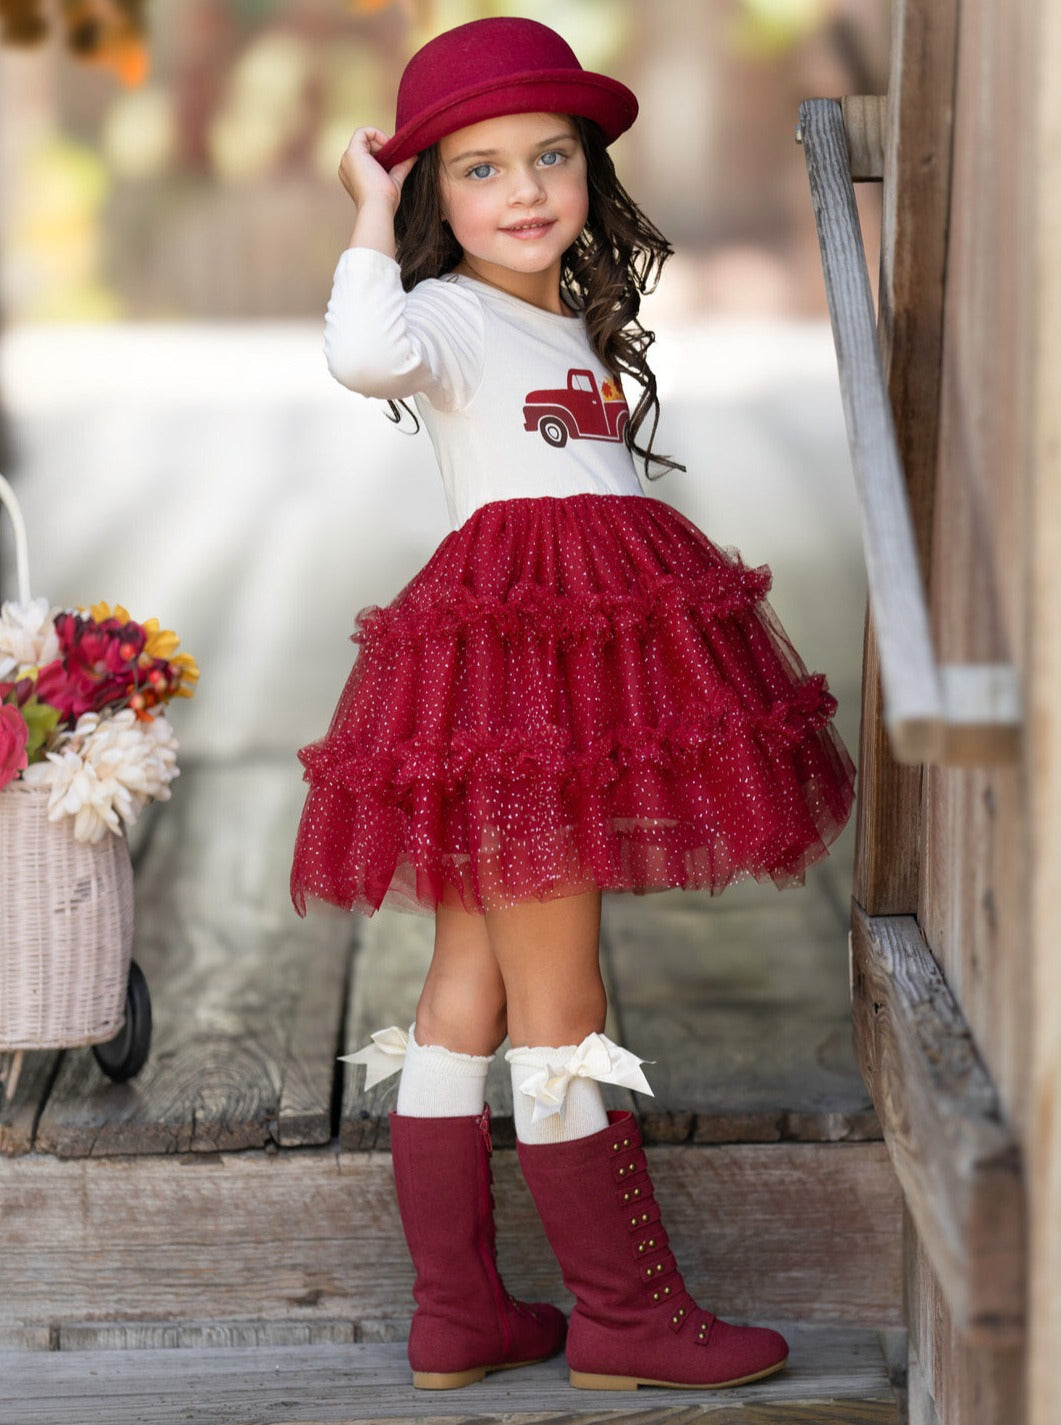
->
(517, 1111, 788, 1390)
(389, 1106, 566, 1389)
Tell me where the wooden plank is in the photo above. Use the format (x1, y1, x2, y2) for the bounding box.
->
(32, 759, 354, 1156)
(853, 0, 959, 913)
(0, 1140, 901, 1344)
(1028, 1, 1061, 1419)
(841, 95, 886, 181)
(850, 905, 1024, 1341)
(603, 884, 879, 1145)
(904, 1203, 1025, 1425)
(0, 1326, 898, 1424)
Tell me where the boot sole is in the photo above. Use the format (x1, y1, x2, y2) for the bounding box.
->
(413, 1356, 551, 1390)
(570, 1358, 788, 1391)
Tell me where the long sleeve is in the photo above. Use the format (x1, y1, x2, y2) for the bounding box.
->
(323, 247, 485, 412)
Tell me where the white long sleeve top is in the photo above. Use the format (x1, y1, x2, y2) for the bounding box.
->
(324, 247, 645, 530)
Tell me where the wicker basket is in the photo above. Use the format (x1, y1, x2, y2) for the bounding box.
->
(0, 781, 134, 1051)
(0, 472, 135, 1055)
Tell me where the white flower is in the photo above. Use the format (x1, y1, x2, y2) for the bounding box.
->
(23, 708, 180, 843)
(0, 597, 60, 678)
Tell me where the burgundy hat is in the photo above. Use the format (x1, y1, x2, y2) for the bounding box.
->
(374, 17, 638, 171)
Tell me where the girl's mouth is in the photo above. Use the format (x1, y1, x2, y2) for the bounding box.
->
(502, 219, 555, 240)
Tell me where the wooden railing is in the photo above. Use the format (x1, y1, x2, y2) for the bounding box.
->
(798, 97, 1022, 767)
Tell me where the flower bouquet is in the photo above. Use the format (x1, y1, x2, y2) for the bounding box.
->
(0, 473, 198, 1074)
(0, 598, 198, 839)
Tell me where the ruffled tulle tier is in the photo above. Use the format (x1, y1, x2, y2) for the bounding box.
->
(291, 493, 855, 916)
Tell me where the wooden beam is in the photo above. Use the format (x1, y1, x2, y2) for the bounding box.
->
(850, 904, 1024, 1342)
(800, 97, 1021, 767)
(841, 95, 886, 180)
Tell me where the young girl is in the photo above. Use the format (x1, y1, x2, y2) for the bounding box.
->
(291, 15, 854, 1394)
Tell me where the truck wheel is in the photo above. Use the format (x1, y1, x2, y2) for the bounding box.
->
(539, 416, 568, 448)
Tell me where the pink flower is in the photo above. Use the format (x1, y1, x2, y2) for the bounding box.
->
(0, 704, 29, 790)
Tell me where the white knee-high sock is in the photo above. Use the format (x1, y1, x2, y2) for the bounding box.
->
(508, 1044, 610, 1145)
(395, 1024, 492, 1118)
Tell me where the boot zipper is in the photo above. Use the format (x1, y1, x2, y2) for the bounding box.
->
(475, 1108, 513, 1358)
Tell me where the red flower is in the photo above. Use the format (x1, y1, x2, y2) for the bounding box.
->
(0, 705, 29, 790)
(35, 612, 147, 720)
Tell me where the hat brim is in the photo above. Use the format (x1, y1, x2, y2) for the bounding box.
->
(375, 69, 637, 171)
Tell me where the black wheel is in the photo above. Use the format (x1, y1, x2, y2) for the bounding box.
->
(539, 416, 568, 448)
(93, 960, 152, 1082)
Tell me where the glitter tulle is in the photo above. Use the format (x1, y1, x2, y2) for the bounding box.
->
(291, 494, 855, 917)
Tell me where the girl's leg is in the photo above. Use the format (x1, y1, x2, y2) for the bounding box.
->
(486, 888, 610, 1144)
(391, 890, 566, 1387)
(494, 889, 789, 1389)
(396, 892, 506, 1117)
(416, 892, 507, 1053)
(484, 887, 605, 1048)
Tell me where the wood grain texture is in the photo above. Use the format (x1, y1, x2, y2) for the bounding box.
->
(0, 1327, 899, 1424)
(29, 760, 354, 1157)
(603, 884, 878, 1145)
(850, 905, 1023, 1341)
(799, 97, 942, 763)
(903, 1204, 1024, 1425)
(852, 0, 958, 912)
(1028, 1, 1061, 1419)
(0, 1140, 901, 1344)
(841, 95, 886, 180)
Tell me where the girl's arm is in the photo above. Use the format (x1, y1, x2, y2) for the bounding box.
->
(337, 127, 416, 257)
(325, 129, 484, 409)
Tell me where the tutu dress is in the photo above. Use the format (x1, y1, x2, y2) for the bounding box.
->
(291, 248, 855, 917)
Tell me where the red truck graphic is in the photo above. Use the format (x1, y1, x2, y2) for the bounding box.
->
(523, 368, 629, 448)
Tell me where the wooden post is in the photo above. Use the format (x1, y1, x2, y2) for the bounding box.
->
(1028, 3, 1061, 1419)
(852, 0, 958, 914)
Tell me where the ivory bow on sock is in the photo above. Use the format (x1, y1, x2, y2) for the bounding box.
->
(506, 1033, 654, 1124)
(339, 1024, 409, 1088)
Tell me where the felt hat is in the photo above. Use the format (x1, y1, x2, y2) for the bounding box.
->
(374, 17, 638, 171)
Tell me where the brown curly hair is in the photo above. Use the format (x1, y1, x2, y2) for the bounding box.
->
(388, 117, 683, 479)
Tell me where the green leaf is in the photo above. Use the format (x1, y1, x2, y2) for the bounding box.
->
(22, 699, 61, 763)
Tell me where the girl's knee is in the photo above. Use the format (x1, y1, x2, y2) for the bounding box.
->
(415, 980, 507, 1056)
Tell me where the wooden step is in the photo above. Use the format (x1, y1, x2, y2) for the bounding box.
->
(0, 1325, 903, 1424)
(0, 1138, 901, 1347)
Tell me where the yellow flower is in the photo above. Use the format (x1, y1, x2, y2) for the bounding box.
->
(89, 600, 131, 623)
(169, 652, 200, 698)
(142, 618, 181, 661)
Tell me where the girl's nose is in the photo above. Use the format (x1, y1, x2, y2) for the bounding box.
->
(509, 165, 546, 205)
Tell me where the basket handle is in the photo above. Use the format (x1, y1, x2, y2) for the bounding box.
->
(0, 472, 32, 605)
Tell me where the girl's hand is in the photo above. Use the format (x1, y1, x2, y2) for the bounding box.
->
(339, 127, 417, 214)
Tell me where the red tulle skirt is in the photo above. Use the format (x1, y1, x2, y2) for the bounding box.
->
(291, 494, 855, 917)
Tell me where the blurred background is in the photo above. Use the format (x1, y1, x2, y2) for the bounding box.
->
(0, 0, 885, 777)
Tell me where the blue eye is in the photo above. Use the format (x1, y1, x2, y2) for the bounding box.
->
(539, 150, 564, 167)
(468, 163, 494, 180)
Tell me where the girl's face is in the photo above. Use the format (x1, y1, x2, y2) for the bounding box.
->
(438, 112, 588, 312)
